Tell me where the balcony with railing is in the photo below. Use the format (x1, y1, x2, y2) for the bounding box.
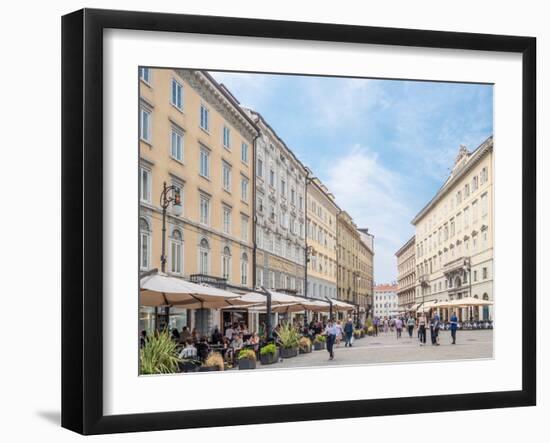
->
(442, 256, 470, 275)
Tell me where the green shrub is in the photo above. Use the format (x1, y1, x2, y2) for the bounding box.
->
(140, 331, 181, 375)
(238, 348, 257, 361)
(314, 335, 327, 343)
(260, 343, 277, 355)
(278, 323, 300, 349)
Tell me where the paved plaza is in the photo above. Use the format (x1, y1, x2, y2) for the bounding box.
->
(255, 329, 494, 370)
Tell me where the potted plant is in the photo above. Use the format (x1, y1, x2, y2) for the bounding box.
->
(278, 323, 300, 358)
(298, 336, 312, 354)
(259, 343, 279, 365)
(313, 334, 326, 350)
(199, 352, 224, 372)
(237, 348, 257, 370)
(353, 329, 362, 339)
(140, 330, 182, 375)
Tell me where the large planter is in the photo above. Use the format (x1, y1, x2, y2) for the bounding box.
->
(280, 347, 299, 358)
(313, 342, 326, 351)
(299, 346, 312, 354)
(260, 349, 279, 365)
(179, 361, 200, 373)
(238, 358, 257, 370)
(198, 366, 220, 372)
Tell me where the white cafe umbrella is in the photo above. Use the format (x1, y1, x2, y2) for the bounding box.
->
(139, 272, 250, 309)
(447, 297, 493, 308)
(326, 298, 356, 312)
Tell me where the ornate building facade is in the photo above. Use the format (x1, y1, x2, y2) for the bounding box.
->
(306, 174, 339, 301)
(138, 68, 258, 333)
(337, 212, 372, 316)
(245, 109, 307, 295)
(411, 137, 493, 321)
(373, 284, 399, 319)
(395, 235, 416, 311)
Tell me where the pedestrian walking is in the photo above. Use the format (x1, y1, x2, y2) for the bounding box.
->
(431, 312, 441, 345)
(418, 313, 427, 345)
(344, 317, 354, 347)
(450, 311, 458, 344)
(407, 316, 415, 338)
(395, 317, 403, 339)
(324, 319, 338, 360)
(383, 317, 389, 334)
(373, 317, 379, 336)
(335, 320, 343, 346)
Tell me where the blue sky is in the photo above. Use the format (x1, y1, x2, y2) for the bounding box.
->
(210, 71, 493, 284)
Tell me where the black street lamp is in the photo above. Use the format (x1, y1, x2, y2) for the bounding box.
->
(157, 181, 182, 331)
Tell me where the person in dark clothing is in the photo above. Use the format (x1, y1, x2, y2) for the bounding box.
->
(343, 318, 354, 347)
(431, 312, 441, 345)
(450, 311, 458, 344)
(211, 327, 223, 344)
(325, 320, 337, 360)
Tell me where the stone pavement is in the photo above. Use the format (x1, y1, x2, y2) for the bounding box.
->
(255, 329, 493, 370)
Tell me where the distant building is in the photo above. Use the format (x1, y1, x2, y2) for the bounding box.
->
(358, 228, 375, 314)
(411, 137, 493, 321)
(373, 283, 399, 319)
(395, 235, 416, 312)
(306, 174, 339, 300)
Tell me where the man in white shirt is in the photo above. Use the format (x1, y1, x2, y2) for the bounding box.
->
(225, 324, 235, 340)
(324, 319, 338, 360)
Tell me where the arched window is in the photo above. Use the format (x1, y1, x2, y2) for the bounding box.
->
(240, 252, 248, 286)
(199, 238, 210, 274)
(170, 228, 183, 274)
(139, 218, 151, 271)
(222, 246, 231, 281)
(482, 293, 489, 300)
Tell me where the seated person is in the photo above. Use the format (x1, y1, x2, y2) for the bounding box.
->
(211, 327, 223, 344)
(179, 326, 191, 344)
(178, 339, 198, 360)
(196, 336, 210, 362)
(246, 333, 260, 352)
(227, 333, 244, 363)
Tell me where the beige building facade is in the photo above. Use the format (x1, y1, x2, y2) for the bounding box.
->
(306, 175, 338, 301)
(412, 137, 494, 321)
(395, 235, 416, 311)
(337, 212, 372, 315)
(138, 68, 258, 333)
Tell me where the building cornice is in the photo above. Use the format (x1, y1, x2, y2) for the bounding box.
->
(395, 235, 415, 257)
(411, 136, 493, 225)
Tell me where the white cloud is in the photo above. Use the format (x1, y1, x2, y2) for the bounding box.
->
(301, 77, 391, 130)
(323, 145, 415, 283)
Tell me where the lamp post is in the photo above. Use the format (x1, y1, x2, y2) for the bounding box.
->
(158, 181, 183, 331)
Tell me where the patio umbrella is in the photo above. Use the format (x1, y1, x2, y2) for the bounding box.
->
(139, 271, 247, 309)
(326, 298, 356, 312)
(447, 297, 493, 307)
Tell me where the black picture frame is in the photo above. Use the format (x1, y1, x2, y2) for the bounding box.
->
(62, 8, 536, 435)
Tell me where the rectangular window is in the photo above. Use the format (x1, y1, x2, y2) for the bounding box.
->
(257, 158, 263, 177)
(472, 200, 478, 222)
(139, 67, 151, 84)
(241, 217, 249, 241)
(139, 107, 151, 142)
(269, 169, 275, 187)
(223, 207, 231, 234)
(299, 195, 303, 210)
(170, 127, 184, 161)
(241, 142, 249, 163)
(200, 104, 210, 131)
(170, 78, 183, 110)
(222, 162, 232, 191)
(139, 167, 151, 203)
(481, 193, 488, 218)
(199, 147, 210, 178)
(291, 188, 295, 204)
(223, 126, 231, 149)
(280, 179, 286, 197)
(241, 177, 249, 202)
(199, 194, 210, 225)
(482, 267, 488, 279)
(140, 231, 150, 270)
(474, 270, 478, 282)
(464, 206, 470, 228)
(170, 239, 183, 274)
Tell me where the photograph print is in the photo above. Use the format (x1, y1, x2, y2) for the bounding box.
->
(138, 67, 494, 375)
